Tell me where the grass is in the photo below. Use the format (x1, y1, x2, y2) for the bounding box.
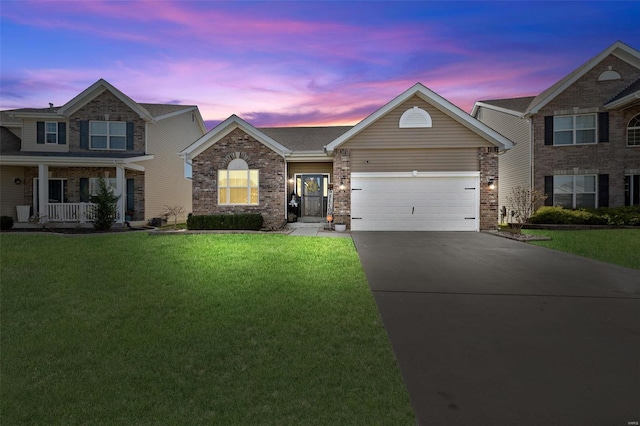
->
(0, 233, 413, 425)
(524, 229, 640, 270)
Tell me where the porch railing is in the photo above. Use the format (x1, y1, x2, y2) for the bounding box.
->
(47, 203, 97, 222)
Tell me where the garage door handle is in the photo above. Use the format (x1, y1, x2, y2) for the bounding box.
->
(465, 217, 476, 220)
(412, 207, 415, 214)
(465, 187, 476, 190)
(352, 217, 362, 220)
(352, 188, 362, 191)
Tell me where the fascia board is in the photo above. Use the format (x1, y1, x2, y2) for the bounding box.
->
(605, 92, 640, 110)
(285, 151, 332, 162)
(471, 102, 525, 118)
(0, 154, 153, 169)
(153, 106, 197, 122)
(8, 112, 65, 120)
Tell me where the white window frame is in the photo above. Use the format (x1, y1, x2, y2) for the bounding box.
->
(627, 114, 640, 147)
(89, 121, 127, 151)
(553, 174, 598, 209)
(45, 122, 58, 144)
(217, 159, 259, 205)
(553, 114, 597, 145)
(625, 174, 640, 206)
(89, 178, 117, 196)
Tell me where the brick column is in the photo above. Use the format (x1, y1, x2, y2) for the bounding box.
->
(332, 149, 352, 227)
(479, 147, 499, 231)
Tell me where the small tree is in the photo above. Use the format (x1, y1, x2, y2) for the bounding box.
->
(162, 205, 186, 229)
(91, 177, 120, 231)
(506, 186, 547, 233)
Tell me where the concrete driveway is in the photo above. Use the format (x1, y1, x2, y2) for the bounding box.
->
(352, 232, 640, 426)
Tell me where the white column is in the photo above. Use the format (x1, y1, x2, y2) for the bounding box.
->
(115, 166, 125, 224)
(38, 164, 49, 223)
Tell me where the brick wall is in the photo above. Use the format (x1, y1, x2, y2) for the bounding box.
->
(479, 147, 499, 230)
(532, 54, 640, 207)
(68, 90, 146, 153)
(191, 128, 286, 230)
(331, 149, 352, 226)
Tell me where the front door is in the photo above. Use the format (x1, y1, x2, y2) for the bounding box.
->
(299, 174, 327, 218)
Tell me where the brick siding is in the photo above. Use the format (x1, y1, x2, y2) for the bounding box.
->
(479, 147, 499, 230)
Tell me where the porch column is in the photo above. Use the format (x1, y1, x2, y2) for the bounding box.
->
(115, 166, 125, 224)
(38, 164, 49, 223)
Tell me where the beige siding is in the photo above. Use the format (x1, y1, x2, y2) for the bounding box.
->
(343, 96, 493, 149)
(1, 166, 26, 220)
(145, 112, 205, 220)
(350, 149, 479, 172)
(21, 119, 69, 152)
(287, 162, 333, 177)
(475, 106, 531, 215)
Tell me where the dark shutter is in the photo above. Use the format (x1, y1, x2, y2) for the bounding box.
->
(37, 121, 45, 144)
(598, 174, 609, 207)
(80, 178, 90, 202)
(79, 121, 89, 149)
(58, 122, 67, 145)
(544, 176, 554, 206)
(126, 122, 134, 150)
(126, 178, 135, 215)
(598, 112, 609, 143)
(544, 116, 554, 145)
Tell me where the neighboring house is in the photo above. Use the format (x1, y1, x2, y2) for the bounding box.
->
(0, 79, 206, 225)
(472, 41, 640, 218)
(181, 83, 513, 231)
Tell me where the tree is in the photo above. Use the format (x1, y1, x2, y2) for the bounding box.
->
(90, 177, 120, 231)
(506, 186, 547, 233)
(162, 205, 186, 229)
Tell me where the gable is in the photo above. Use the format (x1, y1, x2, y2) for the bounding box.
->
(341, 95, 494, 149)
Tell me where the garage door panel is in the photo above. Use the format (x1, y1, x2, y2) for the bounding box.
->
(351, 174, 479, 231)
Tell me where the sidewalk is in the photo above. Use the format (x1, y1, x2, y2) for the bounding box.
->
(285, 222, 351, 238)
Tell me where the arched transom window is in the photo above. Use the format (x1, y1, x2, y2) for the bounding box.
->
(399, 106, 432, 128)
(218, 158, 259, 205)
(628, 114, 640, 146)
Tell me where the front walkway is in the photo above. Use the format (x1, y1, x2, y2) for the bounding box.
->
(285, 222, 351, 238)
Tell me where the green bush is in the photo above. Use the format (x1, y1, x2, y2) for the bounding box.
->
(0, 216, 14, 231)
(530, 205, 640, 226)
(90, 177, 120, 231)
(187, 214, 264, 230)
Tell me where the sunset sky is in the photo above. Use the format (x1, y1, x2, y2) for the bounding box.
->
(1, 1, 639, 129)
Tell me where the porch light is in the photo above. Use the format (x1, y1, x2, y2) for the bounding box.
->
(339, 180, 345, 191)
(14, 178, 21, 185)
(487, 179, 495, 190)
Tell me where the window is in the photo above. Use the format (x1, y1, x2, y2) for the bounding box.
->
(554, 175, 597, 208)
(218, 159, 258, 205)
(45, 122, 59, 144)
(625, 175, 640, 206)
(628, 114, 640, 146)
(89, 178, 117, 196)
(399, 106, 432, 128)
(554, 114, 596, 145)
(90, 121, 127, 150)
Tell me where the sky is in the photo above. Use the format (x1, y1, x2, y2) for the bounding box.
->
(1, 1, 639, 129)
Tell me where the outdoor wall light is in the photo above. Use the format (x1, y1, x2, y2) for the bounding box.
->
(487, 179, 496, 190)
(339, 180, 346, 191)
(14, 178, 22, 185)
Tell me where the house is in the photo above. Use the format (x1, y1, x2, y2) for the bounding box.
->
(472, 41, 640, 217)
(1, 79, 206, 225)
(180, 83, 513, 231)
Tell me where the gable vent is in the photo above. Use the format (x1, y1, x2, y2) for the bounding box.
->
(598, 66, 621, 81)
(399, 106, 432, 128)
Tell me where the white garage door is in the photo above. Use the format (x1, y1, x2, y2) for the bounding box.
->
(350, 172, 479, 231)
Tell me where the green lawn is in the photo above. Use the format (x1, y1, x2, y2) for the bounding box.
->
(1, 233, 413, 425)
(525, 229, 640, 270)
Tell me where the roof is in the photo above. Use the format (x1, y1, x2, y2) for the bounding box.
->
(140, 103, 197, 119)
(326, 82, 514, 152)
(605, 77, 640, 109)
(0, 127, 21, 154)
(259, 126, 352, 151)
(525, 41, 640, 116)
(472, 96, 536, 116)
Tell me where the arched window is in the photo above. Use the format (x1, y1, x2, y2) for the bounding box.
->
(218, 158, 259, 205)
(399, 106, 432, 128)
(628, 114, 640, 146)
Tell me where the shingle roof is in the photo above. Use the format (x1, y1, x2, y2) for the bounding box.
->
(139, 103, 195, 118)
(259, 126, 353, 151)
(1, 126, 21, 154)
(606, 77, 640, 104)
(477, 97, 536, 114)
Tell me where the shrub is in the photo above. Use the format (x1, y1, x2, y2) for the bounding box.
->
(90, 177, 120, 231)
(187, 214, 264, 230)
(594, 206, 640, 226)
(530, 205, 640, 226)
(0, 216, 14, 231)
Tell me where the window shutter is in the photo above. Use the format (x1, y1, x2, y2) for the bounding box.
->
(126, 122, 134, 150)
(37, 121, 45, 144)
(79, 121, 89, 149)
(598, 174, 609, 207)
(544, 116, 554, 145)
(80, 178, 89, 202)
(58, 122, 67, 145)
(544, 176, 554, 206)
(598, 112, 609, 143)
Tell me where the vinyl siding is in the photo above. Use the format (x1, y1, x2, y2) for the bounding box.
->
(475, 106, 531, 215)
(145, 112, 205, 220)
(350, 149, 479, 173)
(342, 95, 494, 149)
(1, 166, 26, 219)
(21, 119, 69, 152)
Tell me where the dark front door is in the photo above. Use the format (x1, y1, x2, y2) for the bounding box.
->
(301, 175, 325, 218)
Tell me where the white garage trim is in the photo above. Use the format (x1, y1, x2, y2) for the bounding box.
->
(351, 172, 480, 231)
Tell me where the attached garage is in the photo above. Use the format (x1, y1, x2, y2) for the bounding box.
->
(350, 172, 480, 231)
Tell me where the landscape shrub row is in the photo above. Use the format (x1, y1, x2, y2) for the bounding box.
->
(529, 206, 640, 226)
(187, 214, 264, 230)
(0, 216, 14, 231)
